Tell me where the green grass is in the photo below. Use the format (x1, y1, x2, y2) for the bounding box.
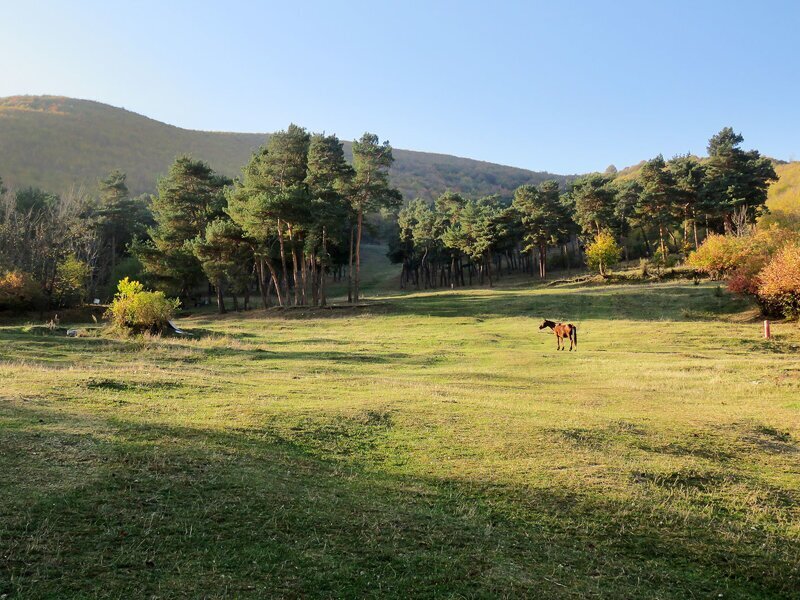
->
(1, 272, 799, 598)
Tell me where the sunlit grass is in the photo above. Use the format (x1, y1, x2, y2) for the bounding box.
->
(1, 273, 799, 598)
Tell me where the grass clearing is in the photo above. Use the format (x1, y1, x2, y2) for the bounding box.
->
(1, 268, 799, 597)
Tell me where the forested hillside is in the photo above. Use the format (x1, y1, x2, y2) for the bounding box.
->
(0, 96, 566, 198)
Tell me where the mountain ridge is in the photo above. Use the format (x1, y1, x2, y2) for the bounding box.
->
(0, 95, 570, 199)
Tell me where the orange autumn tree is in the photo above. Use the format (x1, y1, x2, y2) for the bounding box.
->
(757, 244, 800, 319)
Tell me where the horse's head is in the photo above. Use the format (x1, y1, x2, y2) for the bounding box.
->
(539, 319, 553, 330)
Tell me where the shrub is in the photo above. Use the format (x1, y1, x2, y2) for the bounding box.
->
(105, 277, 180, 333)
(757, 244, 800, 319)
(652, 249, 680, 268)
(585, 231, 622, 276)
(687, 234, 750, 279)
(53, 255, 89, 307)
(0, 270, 44, 310)
(689, 228, 799, 304)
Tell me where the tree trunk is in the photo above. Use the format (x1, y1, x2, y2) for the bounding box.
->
(320, 226, 328, 307)
(288, 225, 300, 306)
(265, 257, 283, 307)
(110, 231, 116, 276)
(216, 280, 226, 314)
(257, 257, 268, 308)
(300, 238, 308, 306)
(640, 226, 652, 257)
(539, 243, 547, 279)
(421, 248, 429, 289)
(277, 219, 290, 304)
(485, 252, 493, 287)
(354, 209, 363, 303)
(723, 213, 734, 235)
(347, 224, 354, 303)
(683, 206, 691, 250)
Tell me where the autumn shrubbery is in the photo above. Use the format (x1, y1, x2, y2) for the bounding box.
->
(686, 234, 752, 279)
(757, 244, 800, 318)
(689, 226, 800, 318)
(0, 270, 45, 310)
(105, 277, 180, 334)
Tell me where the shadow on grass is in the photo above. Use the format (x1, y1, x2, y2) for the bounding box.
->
(386, 282, 753, 323)
(0, 327, 433, 370)
(1, 402, 796, 599)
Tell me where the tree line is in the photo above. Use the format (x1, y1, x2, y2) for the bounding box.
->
(0, 126, 778, 312)
(0, 126, 400, 313)
(390, 128, 778, 287)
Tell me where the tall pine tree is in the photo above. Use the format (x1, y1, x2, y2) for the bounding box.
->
(137, 156, 230, 298)
(350, 133, 401, 302)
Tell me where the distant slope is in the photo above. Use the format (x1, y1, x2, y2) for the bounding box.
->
(765, 161, 800, 222)
(0, 96, 567, 199)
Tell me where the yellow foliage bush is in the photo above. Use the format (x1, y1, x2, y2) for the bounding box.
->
(585, 231, 622, 276)
(105, 277, 180, 333)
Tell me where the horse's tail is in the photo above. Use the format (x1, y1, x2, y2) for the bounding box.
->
(572, 325, 577, 348)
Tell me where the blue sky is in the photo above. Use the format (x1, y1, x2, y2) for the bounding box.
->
(1, 0, 798, 174)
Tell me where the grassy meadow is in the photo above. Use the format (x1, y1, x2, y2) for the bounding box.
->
(1, 247, 799, 598)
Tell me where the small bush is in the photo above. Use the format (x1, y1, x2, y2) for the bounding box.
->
(663, 252, 680, 268)
(0, 271, 44, 310)
(639, 258, 649, 278)
(757, 244, 800, 319)
(689, 228, 800, 313)
(687, 234, 750, 279)
(53, 255, 89, 307)
(105, 277, 180, 333)
(585, 231, 622, 276)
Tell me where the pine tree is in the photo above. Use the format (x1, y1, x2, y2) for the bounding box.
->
(137, 156, 230, 298)
(226, 125, 311, 307)
(636, 155, 680, 259)
(569, 173, 618, 236)
(668, 154, 706, 249)
(192, 218, 250, 314)
(704, 128, 777, 232)
(350, 133, 402, 302)
(512, 181, 565, 278)
(305, 133, 353, 306)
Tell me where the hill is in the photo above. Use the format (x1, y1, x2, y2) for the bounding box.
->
(0, 96, 567, 199)
(763, 161, 800, 225)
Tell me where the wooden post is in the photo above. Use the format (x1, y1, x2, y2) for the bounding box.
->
(764, 320, 771, 340)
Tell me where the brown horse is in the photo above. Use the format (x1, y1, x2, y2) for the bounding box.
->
(539, 319, 578, 351)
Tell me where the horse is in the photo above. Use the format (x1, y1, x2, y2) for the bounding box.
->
(539, 319, 578, 351)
